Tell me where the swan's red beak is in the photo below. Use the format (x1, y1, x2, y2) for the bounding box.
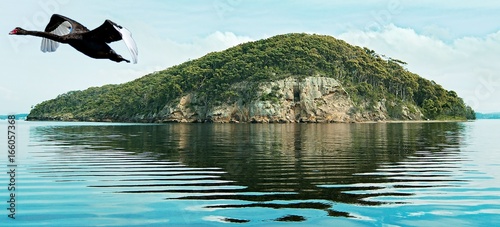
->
(9, 29, 17, 35)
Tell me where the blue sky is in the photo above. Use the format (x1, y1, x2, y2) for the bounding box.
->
(2, 0, 500, 114)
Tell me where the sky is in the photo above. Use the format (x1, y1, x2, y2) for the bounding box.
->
(1, 0, 500, 114)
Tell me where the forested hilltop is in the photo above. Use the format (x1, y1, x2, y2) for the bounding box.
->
(28, 33, 475, 123)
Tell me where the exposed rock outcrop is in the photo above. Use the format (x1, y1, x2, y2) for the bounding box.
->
(157, 76, 421, 123)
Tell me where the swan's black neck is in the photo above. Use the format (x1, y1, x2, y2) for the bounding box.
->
(24, 30, 67, 43)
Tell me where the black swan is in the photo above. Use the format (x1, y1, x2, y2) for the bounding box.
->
(9, 14, 138, 63)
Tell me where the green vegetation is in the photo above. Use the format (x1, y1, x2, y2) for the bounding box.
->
(28, 33, 475, 122)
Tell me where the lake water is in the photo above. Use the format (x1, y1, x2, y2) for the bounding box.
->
(1, 120, 499, 226)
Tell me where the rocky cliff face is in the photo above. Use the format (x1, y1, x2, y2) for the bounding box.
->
(157, 76, 422, 123)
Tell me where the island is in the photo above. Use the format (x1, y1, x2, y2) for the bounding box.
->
(27, 33, 475, 123)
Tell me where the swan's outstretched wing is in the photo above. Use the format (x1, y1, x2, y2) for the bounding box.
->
(86, 20, 138, 64)
(113, 25, 138, 64)
(41, 21, 70, 52)
(41, 14, 89, 53)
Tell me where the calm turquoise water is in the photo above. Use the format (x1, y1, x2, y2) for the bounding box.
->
(1, 120, 499, 226)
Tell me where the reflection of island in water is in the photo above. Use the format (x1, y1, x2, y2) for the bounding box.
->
(31, 122, 466, 221)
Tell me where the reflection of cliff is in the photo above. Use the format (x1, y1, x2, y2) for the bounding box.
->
(31, 122, 466, 219)
(32, 123, 465, 191)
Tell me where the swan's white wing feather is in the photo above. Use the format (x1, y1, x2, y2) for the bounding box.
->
(41, 21, 72, 53)
(113, 25, 138, 64)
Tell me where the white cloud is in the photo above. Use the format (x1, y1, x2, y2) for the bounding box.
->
(198, 31, 253, 50)
(338, 24, 500, 112)
(0, 86, 15, 101)
(170, 31, 253, 59)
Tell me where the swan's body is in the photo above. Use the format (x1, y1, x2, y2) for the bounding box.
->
(9, 14, 138, 63)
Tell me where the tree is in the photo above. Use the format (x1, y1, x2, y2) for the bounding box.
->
(423, 99, 439, 119)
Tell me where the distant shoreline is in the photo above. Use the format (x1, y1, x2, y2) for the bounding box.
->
(0, 114, 28, 120)
(359, 119, 470, 124)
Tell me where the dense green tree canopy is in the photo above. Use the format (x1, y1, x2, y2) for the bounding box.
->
(28, 33, 475, 122)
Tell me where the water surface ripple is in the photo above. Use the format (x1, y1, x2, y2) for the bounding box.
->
(1, 121, 499, 226)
